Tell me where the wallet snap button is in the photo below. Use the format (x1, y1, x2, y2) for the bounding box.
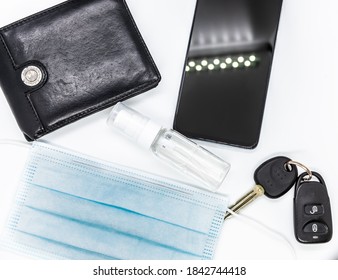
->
(21, 66, 43, 87)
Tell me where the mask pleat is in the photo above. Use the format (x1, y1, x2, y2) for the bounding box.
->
(9, 230, 119, 260)
(15, 207, 202, 260)
(2, 142, 228, 260)
(28, 154, 221, 234)
(22, 184, 208, 256)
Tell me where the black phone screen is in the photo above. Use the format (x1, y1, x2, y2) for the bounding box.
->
(174, 0, 283, 148)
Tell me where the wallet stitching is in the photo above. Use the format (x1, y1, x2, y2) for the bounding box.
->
(44, 79, 159, 132)
(0, 0, 159, 75)
(121, 0, 161, 78)
(0, 34, 17, 69)
(0, 0, 78, 32)
(24, 94, 44, 133)
(0, 0, 161, 139)
(0, 35, 44, 132)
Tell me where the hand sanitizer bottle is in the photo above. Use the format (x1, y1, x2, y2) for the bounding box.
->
(107, 102, 230, 191)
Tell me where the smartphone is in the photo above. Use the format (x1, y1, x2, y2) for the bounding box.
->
(174, 0, 283, 149)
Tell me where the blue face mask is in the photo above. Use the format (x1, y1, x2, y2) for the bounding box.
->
(1, 142, 228, 260)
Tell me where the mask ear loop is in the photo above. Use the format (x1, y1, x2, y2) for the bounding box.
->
(226, 208, 297, 259)
(0, 139, 32, 148)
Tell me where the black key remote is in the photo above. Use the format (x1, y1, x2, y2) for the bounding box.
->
(254, 156, 298, 198)
(225, 156, 298, 219)
(294, 172, 333, 243)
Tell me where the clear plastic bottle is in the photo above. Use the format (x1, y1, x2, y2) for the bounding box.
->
(107, 102, 230, 191)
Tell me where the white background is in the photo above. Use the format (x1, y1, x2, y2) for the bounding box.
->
(0, 0, 338, 260)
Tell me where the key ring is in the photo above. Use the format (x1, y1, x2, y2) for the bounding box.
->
(285, 160, 312, 181)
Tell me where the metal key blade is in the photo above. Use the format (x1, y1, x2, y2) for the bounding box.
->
(224, 156, 298, 221)
(224, 185, 265, 220)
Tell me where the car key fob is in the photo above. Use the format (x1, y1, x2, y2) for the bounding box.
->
(294, 172, 333, 243)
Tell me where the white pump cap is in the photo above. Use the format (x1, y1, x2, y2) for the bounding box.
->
(107, 102, 162, 149)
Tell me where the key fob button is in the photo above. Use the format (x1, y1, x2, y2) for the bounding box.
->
(294, 172, 333, 243)
(303, 222, 328, 234)
(304, 204, 324, 216)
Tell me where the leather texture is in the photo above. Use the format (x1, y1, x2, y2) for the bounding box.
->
(0, 0, 161, 140)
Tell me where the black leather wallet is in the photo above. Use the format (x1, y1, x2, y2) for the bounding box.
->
(0, 0, 161, 140)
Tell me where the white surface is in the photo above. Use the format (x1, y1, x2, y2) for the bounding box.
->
(0, 0, 338, 260)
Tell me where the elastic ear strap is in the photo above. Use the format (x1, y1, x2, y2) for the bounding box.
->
(226, 208, 297, 259)
(0, 139, 32, 148)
